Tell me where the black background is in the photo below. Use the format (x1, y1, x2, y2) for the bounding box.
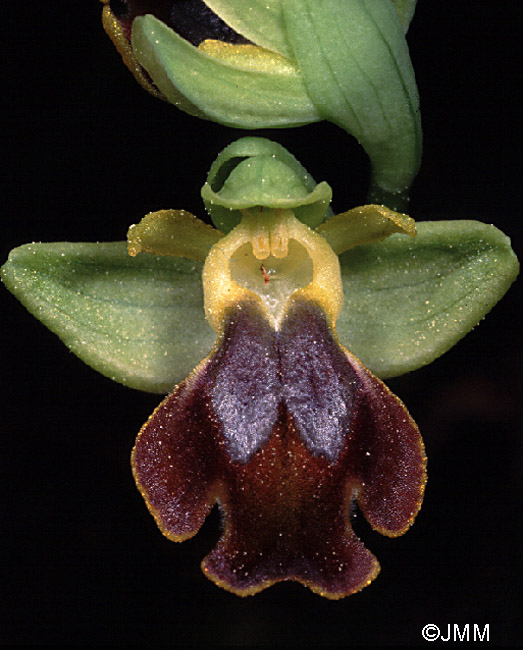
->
(2, 1, 522, 646)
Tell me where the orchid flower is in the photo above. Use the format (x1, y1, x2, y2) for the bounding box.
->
(2, 137, 517, 597)
(101, 0, 421, 210)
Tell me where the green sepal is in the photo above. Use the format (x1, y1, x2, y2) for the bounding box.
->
(202, 137, 332, 232)
(1, 242, 215, 394)
(390, 0, 418, 32)
(282, 0, 422, 211)
(131, 14, 320, 129)
(336, 221, 519, 378)
(204, 0, 291, 58)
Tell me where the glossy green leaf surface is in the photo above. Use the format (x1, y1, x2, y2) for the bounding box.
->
(131, 15, 320, 129)
(336, 221, 519, 378)
(204, 0, 291, 57)
(1, 242, 215, 394)
(283, 0, 421, 209)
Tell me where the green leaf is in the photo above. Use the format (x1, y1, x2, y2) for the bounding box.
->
(336, 221, 519, 378)
(131, 14, 320, 129)
(204, 0, 291, 57)
(282, 0, 422, 210)
(1, 242, 216, 394)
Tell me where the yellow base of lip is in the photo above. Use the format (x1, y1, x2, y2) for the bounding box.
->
(203, 209, 343, 332)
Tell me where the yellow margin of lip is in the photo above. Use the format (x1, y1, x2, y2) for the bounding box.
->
(200, 552, 381, 599)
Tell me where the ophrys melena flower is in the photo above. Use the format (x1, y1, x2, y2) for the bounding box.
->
(1, 137, 518, 597)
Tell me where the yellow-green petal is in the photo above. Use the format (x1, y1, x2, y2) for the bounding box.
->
(318, 204, 416, 254)
(127, 210, 223, 261)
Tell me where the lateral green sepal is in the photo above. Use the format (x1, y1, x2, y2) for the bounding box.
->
(335, 220, 519, 377)
(1, 242, 216, 393)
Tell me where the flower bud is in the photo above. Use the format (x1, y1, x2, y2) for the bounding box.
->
(102, 1, 421, 209)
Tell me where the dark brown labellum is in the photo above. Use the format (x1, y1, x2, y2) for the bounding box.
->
(132, 297, 426, 597)
(109, 0, 250, 46)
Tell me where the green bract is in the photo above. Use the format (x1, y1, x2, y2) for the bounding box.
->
(126, 1, 421, 209)
(282, 0, 421, 208)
